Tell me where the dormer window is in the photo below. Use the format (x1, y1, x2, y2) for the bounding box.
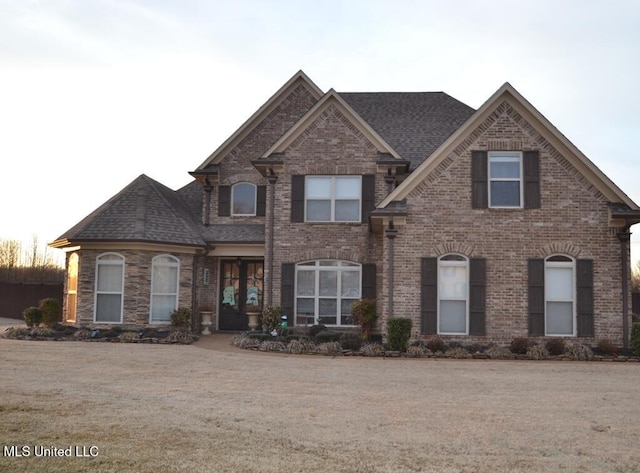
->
(231, 182, 257, 216)
(488, 152, 523, 208)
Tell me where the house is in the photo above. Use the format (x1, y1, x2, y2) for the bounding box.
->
(50, 70, 640, 347)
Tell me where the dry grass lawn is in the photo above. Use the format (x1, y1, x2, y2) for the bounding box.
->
(1, 336, 640, 473)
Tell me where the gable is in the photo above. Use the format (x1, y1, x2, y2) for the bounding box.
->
(380, 83, 640, 211)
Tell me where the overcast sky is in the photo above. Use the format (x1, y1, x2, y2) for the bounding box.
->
(1, 0, 639, 265)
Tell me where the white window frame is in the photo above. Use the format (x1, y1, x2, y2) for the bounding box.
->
(488, 151, 523, 208)
(437, 254, 469, 335)
(231, 182, 257, 216)
(294, 260, 361, 327)
(150, 255, 180, 324)
(94, 252, 124, 324)
(304, 176, 362, 222)
(544, 255, 576, 337)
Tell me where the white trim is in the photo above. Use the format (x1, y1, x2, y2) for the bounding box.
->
(294, 260, 361, 327)
(66, 253, 79, 323)
(437, 254, 469, 335)
(149, 254, 180, 324)
(94, 252, 124, 324)
(488, 151, 524, 208)
(304, 176, 362, 223)
(544, 254, 576, 337)
(231, 182, 257, 217)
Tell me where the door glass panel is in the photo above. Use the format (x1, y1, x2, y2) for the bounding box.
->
(221, 262, 239, 310)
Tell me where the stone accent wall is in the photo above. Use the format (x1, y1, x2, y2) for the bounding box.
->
(75, 249, 194, 328)
(384, 100, 628, 344)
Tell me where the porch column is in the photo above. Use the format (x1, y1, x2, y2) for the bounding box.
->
(266, 173, 278, 307)
(385, 220, 398, 319)
(618, 227, 631, 349)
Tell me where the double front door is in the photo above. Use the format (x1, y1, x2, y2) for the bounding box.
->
(219, 259, 264, 331)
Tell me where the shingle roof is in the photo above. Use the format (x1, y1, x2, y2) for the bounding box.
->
(52, 175, 205, 247)
(339, 92, 475, 169)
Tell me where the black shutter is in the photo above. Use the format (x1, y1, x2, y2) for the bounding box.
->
(576, 259, 594, 337)
(256, 185, 266, 217)
(291, 175, 305, 222)
(362, 263, 376, 300)
(218, 185, 230, 217)
(471, 151, 488, 208)
(361, 175, 376, 223)
(528, 259, 545, 336)
(523, 151, 541, 209)
(469, 258, 486, 336)
(421, 258, 437, 335)
(281, 263, 295, 326)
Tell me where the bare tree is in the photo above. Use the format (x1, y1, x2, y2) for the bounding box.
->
(632, 259, 640, 292)
(0, 237, 63, 283)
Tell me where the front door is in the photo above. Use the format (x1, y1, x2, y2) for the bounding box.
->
(219, 259, 264, 331)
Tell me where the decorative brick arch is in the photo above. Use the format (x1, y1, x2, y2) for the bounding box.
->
(291, 249, 364, 264)
(538, 242, 582, 259)
(432, 242, 476, 258)
(223, 173, 262, 186)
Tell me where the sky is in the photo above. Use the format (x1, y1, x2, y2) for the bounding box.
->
(1, 0, 639, 266)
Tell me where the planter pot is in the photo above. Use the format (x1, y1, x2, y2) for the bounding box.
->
(201, 311, 213, 335)
(246, 312, 261, 332)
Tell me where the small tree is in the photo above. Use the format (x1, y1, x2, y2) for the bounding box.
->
(39, 298, 61, 327)
(262, 305, 283, 333)
(23, 306, 42, 328)
(350, 299, 377, 340)
(170, 308, 191, 330)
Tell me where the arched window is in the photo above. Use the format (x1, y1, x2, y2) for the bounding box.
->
(150, 255, 180, 323)
(545, 255, 575, 336)
(95, 253, 124, 323)
(231, 182, 257, 216)
(66, 253, 79, 323)
(438, 254, 469, 335)
(295, 260, 361, 326)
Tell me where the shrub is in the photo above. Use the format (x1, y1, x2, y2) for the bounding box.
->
(166, 330, 193, 344)
(288, 339, 315, 354)
(486, 346, 514, 360)
(31, 327, 55, 338)
(566, 344, 594, 361)
(426, 338, 447, 353)
(315, 342, 342, 356)
(315, 330, 341, 344)
(6, 327, 31, 339)
(465, 343, 489, 354)
(231, 335, 260, 350)
(387, 317, 412, 353)
(262, 305, 283, 333)
(527, 345, 549, 360)
(308, 324, 327, 338)
(340, 332, 363, 351)
(38, 298, 61, 327)
(23, 306, 42, 328)
(595, 339, 617, 356)
(350, 298, 377, 340)
(361, 343, 385, 357)
(406, 345, 427, 358)
(248, 332, 272, 342)
(170, 308, 191, 329)
(631, 323, 640, 356)
(510, 337, 531, 355)
(545, 338, 566, 356)
(446, 347, 470, 359)
(260, 340, 287, 352)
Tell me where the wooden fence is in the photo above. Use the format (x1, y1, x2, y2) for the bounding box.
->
(0, 282, 63, 320)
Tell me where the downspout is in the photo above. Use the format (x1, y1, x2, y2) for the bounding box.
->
(618, 225, 631, 350)
(267, 172, 278, 307)
(385, 219, 398, 320)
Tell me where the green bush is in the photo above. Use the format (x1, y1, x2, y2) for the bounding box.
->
(387, 317, 412, 353)
(308, 324, 327, 338)
(39, 298, 61, 327)
(248, 332, 272, 342)
(350, 298, 377, 340)
(545, 338, 566, 356)
(170, 307, 191, 329)
(510, 337, 531, 355)
(315, 330, 341, 344)
(631, 323, 640, 356)
(23, 306, 42, 328)
(340, 332, 363, 351)
(261, 305, 283, 333)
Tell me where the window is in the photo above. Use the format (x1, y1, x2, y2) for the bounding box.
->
(489, 151, 523, 207)
(150, 255, 179, 323)
(295, 260, 361, 326)
(305, 176, 361, 222)
(95, 253, 124, 323)
(545, 255, 575, 336)
(231, 182, 256, 216)
(438, 254, 468, 335)
(66, 253, 78, 323)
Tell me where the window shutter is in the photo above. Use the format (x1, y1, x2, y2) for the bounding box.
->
(523, 151, 541, 209)
(291, 176, 305, 222)
(256, 185, 266, 217)
(471, 151, 488, 208)
(576, 259, 594, 337)
(421, 257, 437, 335)
(361, 175, 376, 223)
(528, 259, 545, 336)
(469, 258, 486, 336)
(281, 263, 295, 326)
(218, 186, 230, 217)
(362, 263, 376, 300)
